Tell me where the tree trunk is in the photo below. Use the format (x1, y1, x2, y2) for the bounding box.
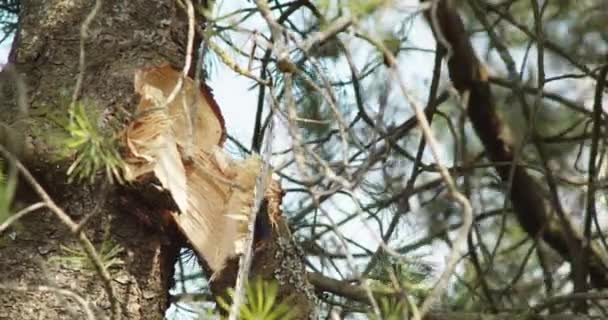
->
(0, 1, 317, 319)
(0, 1, 192, 319)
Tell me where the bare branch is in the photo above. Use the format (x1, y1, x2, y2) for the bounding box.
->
(0, 146, 121, 320)
(0, 283, 97, 320)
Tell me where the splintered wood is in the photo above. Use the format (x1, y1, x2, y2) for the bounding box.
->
(122, 63, 270, 273)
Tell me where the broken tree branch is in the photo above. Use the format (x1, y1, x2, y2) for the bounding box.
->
(420, 0, 608, 287)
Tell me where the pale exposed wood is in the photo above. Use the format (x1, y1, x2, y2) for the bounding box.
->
(123, 63, 265, 273)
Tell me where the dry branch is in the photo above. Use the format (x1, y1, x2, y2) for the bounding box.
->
(310, 272, 606, 320)
(421, 0, 608, 287)
(0, 146, 120, 320)
(121, 63, 316, 319)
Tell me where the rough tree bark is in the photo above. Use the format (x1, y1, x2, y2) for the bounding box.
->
(5, 0, 602, 319)
(0, 1, 190, 319)
(0, 1, 317, 319)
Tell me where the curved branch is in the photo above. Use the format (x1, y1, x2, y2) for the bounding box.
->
(420, 0, 608, 287)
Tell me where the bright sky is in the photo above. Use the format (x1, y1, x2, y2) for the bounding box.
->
(206, 0, 446, 261)
(170, 2, 446, 317)
(4, 2, 596, 319)
(0, 38, 9, 65)
(0, 3, 505, 318)
(210, 1, 440, 148)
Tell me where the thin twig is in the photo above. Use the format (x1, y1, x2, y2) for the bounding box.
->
(300, 16, 353, 53)
(171, 0, 197, 161)
(360, 21, 473, 318)
(583, 64, 608, 293)
(0, 146, 121, 320)
(0, 283, 97, 320)
(71, 0, 102, 107)
(0, 202, 45, 234)
(227, 73, 275, 320)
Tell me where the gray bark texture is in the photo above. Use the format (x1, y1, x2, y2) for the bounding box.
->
(0, 1, 318, 319)
(0, 1, 191, 319)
